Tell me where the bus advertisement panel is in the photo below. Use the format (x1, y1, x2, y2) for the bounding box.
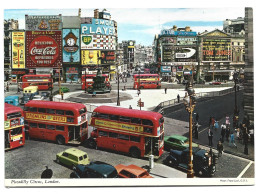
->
(5, 103, 25, 150)
(89, 106, 164, 159)
(21, 74, 53, 90)
(133, 74, 161, 89)
(24, 101, 88, 145)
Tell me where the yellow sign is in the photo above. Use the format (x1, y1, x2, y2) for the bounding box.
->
(4, 121, 10, 129)
(81, 50, 101, 65)
(12, 31, 25, 69)
(11, 134, 22, 141)
(95, 119, 143, 133)
(139, 78, 157, 81)
(26, 113, 67, 123)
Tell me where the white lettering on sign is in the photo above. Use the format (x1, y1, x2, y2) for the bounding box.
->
(30, 47, 57, 55)
(82, 26, 88, 34)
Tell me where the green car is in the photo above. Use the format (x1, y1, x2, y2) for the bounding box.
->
(60, 86, 70, 93)
(164, 135, 199, 151)
(56, 148, 90, 168)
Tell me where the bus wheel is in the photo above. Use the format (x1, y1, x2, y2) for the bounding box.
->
(88, 139, 97, 149)
(56, 135, 65, 145)
(129, 147, 141, 158)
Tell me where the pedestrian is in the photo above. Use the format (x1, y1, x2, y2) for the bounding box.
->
(193, 122, 199, 139)
(226, 115, 230, 127)
(195, 112, 199, 122)
(211, 117, 216, 130)
(165, 87, 167, 94)
(226, 126, 230, 141)
(217, 140, 224, 157)
(49, 94, 53, 101)
(177, 94, 180, 103)
(214, 120, 219, 131)
(6, 82, 9, 92)
(137, 89, 140, 97)
(229, 132, 237, 148)
(208, 128, 213, 147)
(129, 105, 132, 109)
(209, 116, 212, 127)
(221, 123, 226, 142)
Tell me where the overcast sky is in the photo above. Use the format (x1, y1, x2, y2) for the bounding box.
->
(2, 0, 251, 46)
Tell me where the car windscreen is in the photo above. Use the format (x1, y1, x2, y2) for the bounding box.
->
(107, 169, 118, 178)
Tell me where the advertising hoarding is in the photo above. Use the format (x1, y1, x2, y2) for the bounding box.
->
(81, 19, 115, 36)
(81, 50, 101, 65)
(177, 37, 197, 45)
(63, 29, 80, 63)
(175, 46, 197, 62)
(202, 38, 231, 61)
(12, 31, 25, 69)
(100, 51, 115, 64)
(160, 29, 197, 36)
(66, 67, 78, 83)
(161, 66, 171, 73)
(81, 34, 116, 50)
(26, 31, 62, 68)
(162, 45, 174, 62)
(161, 37, 175, 44)
(25, 15, 62, 30)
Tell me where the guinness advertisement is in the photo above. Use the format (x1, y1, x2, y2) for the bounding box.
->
(202, 38, 231, 61)
(175, 46, 197, 62)
(162, 45, 174, 62)
(101, 51, 115, 64)
(26, 31, 62, 68)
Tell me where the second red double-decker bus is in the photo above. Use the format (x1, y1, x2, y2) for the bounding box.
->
(88, 106, 164, 158)
(81, 74, 110, 90)
(5, 103, 25, 150)
(21, 74, 53, 91)
(24, 100, 88, 145)
(133, 74, 161, 89)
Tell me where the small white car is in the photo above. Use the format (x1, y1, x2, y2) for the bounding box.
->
(32, 95, 44, 100)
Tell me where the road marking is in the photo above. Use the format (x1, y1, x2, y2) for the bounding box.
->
(237, 161, 253, 178)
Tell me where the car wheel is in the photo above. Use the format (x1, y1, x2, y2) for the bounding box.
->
(129, 147, 141, 158)
(56, 135, 65, 145)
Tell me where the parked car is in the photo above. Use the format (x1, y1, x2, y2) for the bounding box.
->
(209, 81, 221, 85)
(56, 148, 90, 168)
(115, 164, 153, 178)
(32, 95, 44, 101)
(60, 86, 70, 93)
(164, 147, 217, 177)
(70, 161, 118, 178)
(164, 135, 199, 151)
(41, 91, 50, 99)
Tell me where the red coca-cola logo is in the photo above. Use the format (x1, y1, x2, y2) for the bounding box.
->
(29, 35, 59, 66)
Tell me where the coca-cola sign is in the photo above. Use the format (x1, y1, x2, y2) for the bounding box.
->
(26, 31, 62, 67)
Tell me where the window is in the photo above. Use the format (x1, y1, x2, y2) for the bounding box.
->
(29, 107, 37, 112)
(99, 130, 108, 137)
(142, 119, 153, 126)
(120, 116, 131, 123)
(109, 132, 118, 138)
(38, 123, 46, 129)
(98, 113, 109, 119)
(38, 108, 46, 113)
(144, 127, 152, 133)
(56, 110, 64, 115)
(11, 127, 22, 136)
(159, 117, 164, 125)
(120, 170, 136, 178)
(79, 108, 86, 115)
(46, 125, 55, 130)
(24, 107, 29, 111)
(110, 115, 119, 121)
(79, 156, 83, 161)
(66, 111, 74, 116)
(29, 123, 37, 128)
(131, 118, 142, 124)
(118, 134, 129, 141)
(130, 136, 140, 143)
(67, 117, 74, 123)
(62, 152, 68, 157)
(83, 154, 87, 159)
(56, 125, 65, 131)
(47, 109, 55, 114)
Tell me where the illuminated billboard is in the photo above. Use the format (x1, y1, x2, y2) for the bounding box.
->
(175, 46, 197, 62)
(202, 39, 231, 61)
(63, 29, 80, 63)
(25, 15, 62, 30)
(26, 31, 62, 68)
(81, 19, 116, 36)
(81, 50, 101, 65)
(12, 31, 25, 69)
(162, 45, 174, 62)
(100, 51, 115, 64)
(81, 34, 116, 50)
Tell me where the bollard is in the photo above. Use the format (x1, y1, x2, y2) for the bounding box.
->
(149, 154, 154, 169)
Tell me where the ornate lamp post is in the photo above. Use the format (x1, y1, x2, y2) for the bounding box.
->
(183, 80, 197, 178)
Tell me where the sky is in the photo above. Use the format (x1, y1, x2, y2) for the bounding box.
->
(4, 7, 245, 46)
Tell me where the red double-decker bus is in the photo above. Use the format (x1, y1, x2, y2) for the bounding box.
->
(133, 74, 161, 89)
(24, 101, 88, 145)
(5, 103, 25, 150)
(81, 74, 110, 90)
(88, 106, 164, 158)
(21, 74, 53, 91)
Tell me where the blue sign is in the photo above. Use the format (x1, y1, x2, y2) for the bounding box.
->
(81, 19, 115, 36)
(161, 66, 171, 73)
(63, 29, 80, 63)
(160, 29, 197, 36)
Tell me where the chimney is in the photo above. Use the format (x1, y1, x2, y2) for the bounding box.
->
(185, 26, 191, 32)
(94, 9, 99, 19)
(78, 8, 81, 17)
(173, 25, 177, 31)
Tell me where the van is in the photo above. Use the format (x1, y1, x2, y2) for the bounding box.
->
(5, 96, 19, 106)
(21, 86, 39, 104)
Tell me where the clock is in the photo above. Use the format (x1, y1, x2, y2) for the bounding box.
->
(129, 41, 133, 46)
(67, 38, 75, 46)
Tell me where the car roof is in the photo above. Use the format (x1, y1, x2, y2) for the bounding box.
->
(115, 164, 147, 176)
(64, 148, 87, 157)
(166, 135, 188, 141)
(86, 161, 116, 176)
